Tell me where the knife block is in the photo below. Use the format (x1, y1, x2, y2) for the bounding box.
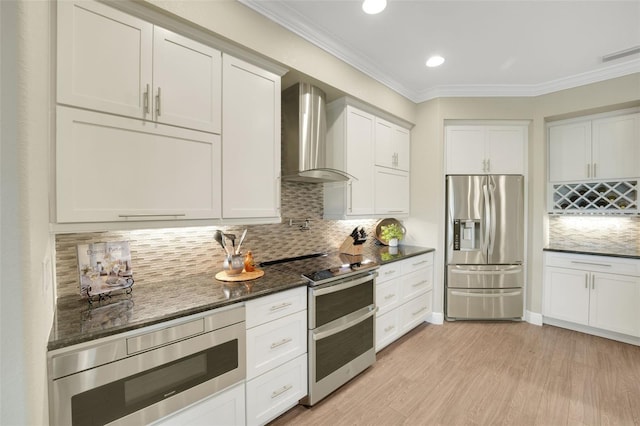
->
(339, 236, 363, 255)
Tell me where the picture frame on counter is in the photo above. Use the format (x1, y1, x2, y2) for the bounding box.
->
(77, 241, 134, 302)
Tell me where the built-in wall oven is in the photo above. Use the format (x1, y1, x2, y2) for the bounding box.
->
(48, 304, 245, 426)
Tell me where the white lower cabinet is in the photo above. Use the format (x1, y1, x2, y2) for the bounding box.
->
(375, 252, 434, 352)
(543, 252, 640, 341)
(151, 382, 245, 426)
(245, 287, 307, 425)
(245, 354, 307, 426)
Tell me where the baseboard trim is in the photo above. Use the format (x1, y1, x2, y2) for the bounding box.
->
(428, 312, 444, 325)
(525, 310, 543, 326)
(543, 316, 640, 346)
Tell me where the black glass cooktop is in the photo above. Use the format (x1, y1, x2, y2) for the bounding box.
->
(260, 252, 378, 286)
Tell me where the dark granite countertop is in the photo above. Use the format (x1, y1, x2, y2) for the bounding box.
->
(48, 244, 435, 352)
(544, 246, 640, 260)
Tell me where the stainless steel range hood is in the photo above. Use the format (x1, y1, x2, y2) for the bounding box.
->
(282, 83, 354, 183)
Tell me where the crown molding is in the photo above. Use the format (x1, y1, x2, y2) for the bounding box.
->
(241, 0, 640, 104)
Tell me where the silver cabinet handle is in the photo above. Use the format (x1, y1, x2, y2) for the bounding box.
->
(585, 274, 589, 289)
(412, 260, 429, 267)
(348, 182, 353, 212)
(571, 260, 612, 268)
(587, 163, 591, 178)
(592, 274, 595, 290)
(270, 337, 293, 349)
(412, 306, 428, 317)
(155, 87, 161, 117)
(384, 294, 396, 300)
(482, 159, 487, 173)
(412, 281, 428, 288)
(118, 213, 186, 218)
(143, 84, 150, 115)
(271, 384, 293, 399)
(384, 325, 395, 332)
(593, 163, 597, 177)
(486, 158, 491, 173)
(269, 302, 293, 312)
(384, 269, 398, 275)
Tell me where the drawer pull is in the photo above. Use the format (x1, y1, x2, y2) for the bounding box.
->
(412, 260, 429, 266)
(571, 260, 612, 268)
(270, 337, 293, 349)
(384, 270, 397, 275)
(384, 325, 395, 332)
(269, 302, 293, 312)
(412, 307, 428, 316)
(271, 384, 293, 399)
(412, 281, 428, 287)
(384, 294, 396, 300)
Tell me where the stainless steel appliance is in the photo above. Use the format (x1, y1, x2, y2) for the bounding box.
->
(48, 305, 245, 425)
(261, 253, 378, 406)
(445, 175, 524, 320)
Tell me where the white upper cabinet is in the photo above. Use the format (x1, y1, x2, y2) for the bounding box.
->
(375, 118, 410, 171)
(56, 106, 221, 223)
(374, 167, 409, 215)
(548, 111, 640, 182)
(445, 125, 526, 175)
(57, 0, 153, 119)
(221, 54, 281, 219)
(57, 0, 221, 134)
(152, 27, 222, 133)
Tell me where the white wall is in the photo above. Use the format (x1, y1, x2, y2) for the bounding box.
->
(0, 1, 55, 424)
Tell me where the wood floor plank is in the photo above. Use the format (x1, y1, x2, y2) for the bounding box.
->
(268, 322, 640, 426)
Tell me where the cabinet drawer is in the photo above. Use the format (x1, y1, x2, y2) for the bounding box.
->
(401, 253, 433, 274)
(246, 287, 306, 328)
(246, 310, 306, 379)
(376, 278, 401, 315)
(377, 263, 402, 284)
(401, 269, 432, 302)
(375, 309, 401, 352)
(245, 354, 307, 426)
(544, 252, 640, 277)
(400, 292, 431, 334)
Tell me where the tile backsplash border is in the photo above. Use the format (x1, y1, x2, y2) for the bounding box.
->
(55, 182, 382, 298)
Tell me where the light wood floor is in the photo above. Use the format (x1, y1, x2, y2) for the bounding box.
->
(269, 321, 640, 425)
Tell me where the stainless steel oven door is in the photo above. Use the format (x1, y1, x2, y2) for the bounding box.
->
(304, 305, 377, 406)
(50, 312, 245, 425)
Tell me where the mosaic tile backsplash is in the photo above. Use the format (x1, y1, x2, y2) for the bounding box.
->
(548, 215, 640, 253)
(55, 182, 379, 298)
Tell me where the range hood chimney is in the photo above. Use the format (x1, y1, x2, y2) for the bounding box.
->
(282, 83, 353, 183)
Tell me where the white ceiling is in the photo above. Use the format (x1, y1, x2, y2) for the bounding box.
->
(241, 0, 640, 103)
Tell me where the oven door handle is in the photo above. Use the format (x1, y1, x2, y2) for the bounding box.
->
(312, 272, 378, 296)
(312, 305, 378, 341)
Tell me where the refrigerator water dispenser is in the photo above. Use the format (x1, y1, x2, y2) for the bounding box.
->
(453, 219, 480, 251)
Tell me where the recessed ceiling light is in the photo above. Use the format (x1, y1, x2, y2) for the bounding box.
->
(362, 0, 387, 15)
(426, 55, 445, 67)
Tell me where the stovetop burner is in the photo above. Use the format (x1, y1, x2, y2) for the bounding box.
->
(260, 252, 378, 286)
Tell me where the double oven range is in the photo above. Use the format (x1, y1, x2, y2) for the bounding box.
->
(262, 252, 379, 406)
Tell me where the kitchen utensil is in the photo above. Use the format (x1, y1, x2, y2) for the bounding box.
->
(236, 229, 247, 254)
(214, 230, 229, 255)
(224, 233, 236, 253)
(225, 254, 244, 275)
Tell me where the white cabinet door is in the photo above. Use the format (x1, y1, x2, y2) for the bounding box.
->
(486, 126, 525, 174)
(152, 383, 245, 426)
(153, 27, 221, 134)
(376, 277, 401, 316)
(548, 121, 592, 182)
(399, 291, 431, 334)
(592, 113, 640, 180)
(222, 54, 280, 219)
(374, 118, 394, 168)
(245, 354, 307, 426)
(393, 126, 411, 171)
(590, 273, 640, 337)
(445, 126, 486, 174)
(56, 106, 221, 222)
(374, 167, 409, 215)
(543, 266, 590, 325)
(346, 107, 375, 215)
(375, 309, 401, 352)
(57, 0, 152, 119)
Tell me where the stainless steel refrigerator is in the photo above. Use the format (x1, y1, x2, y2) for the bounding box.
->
(445, 175, 524, 320)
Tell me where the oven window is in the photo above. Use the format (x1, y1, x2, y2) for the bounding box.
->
(315, 315, 374, 381)
(315, 279, 374, 327)
(71, 339, 238, 426)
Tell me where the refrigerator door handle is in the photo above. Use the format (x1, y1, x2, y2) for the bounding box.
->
(450, 266, 522, 275)
(488, 181, 497, 255)
(482, 184, 491, 254)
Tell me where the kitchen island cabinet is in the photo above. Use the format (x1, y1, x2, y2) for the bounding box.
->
(222, 54, 281, 221)
(58, 0, 222, 134)
(543, 251, 640, 344)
